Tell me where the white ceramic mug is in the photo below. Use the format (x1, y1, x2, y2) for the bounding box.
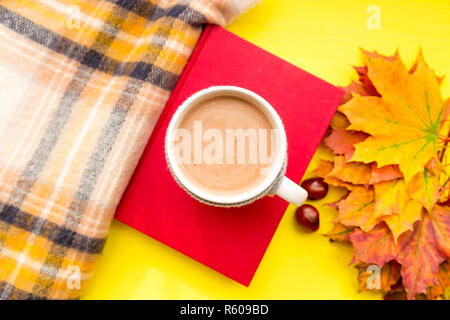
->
(165, 86, 308, 207)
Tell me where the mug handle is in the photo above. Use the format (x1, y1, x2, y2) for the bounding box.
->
(275, 176, 308, 207)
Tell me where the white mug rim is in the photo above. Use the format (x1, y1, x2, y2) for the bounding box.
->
(165, 86, 288, 205)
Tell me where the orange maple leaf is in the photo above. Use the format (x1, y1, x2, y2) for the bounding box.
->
(324, 129, 369, 161)
(315, 159, 358, 190)
(369, 163, 403, 184)
(426, 261, 450, 299)
(355, 261, 401, 293)
(396, 208, 449, 299)
(328, 156, 372, 185)
(329, 111, 351, 130)
(335, 187, 383, 232)
(340, 80, 373, 105)
(348, 222, 397, 266)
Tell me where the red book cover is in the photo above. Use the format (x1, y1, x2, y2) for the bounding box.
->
(115, 25, 344, 286)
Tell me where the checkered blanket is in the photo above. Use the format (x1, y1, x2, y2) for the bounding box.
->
(0, 0, 257, 299)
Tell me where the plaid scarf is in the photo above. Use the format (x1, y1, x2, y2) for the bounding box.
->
(0, 0, 257, 299)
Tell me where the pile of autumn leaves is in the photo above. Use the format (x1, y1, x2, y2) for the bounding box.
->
(319, 50, 449, 300)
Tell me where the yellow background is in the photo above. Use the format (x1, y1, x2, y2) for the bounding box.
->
(83, 0, 450, 299)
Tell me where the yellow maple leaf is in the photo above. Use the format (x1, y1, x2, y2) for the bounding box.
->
(382, 200, 423, 242)
(407, 170, 441, 212)
(374, 179, 406, 216)
(339, 51, 449, 183)
(373, 170, 440, 240)
(373, 178, 422, 241)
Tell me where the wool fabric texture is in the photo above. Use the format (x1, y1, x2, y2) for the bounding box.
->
(0, 0, 257, 299)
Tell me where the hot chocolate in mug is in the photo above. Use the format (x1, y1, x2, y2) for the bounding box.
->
(165, 86, 308, 207)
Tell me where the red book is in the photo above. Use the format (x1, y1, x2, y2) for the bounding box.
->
(115, 25, 344, 286)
